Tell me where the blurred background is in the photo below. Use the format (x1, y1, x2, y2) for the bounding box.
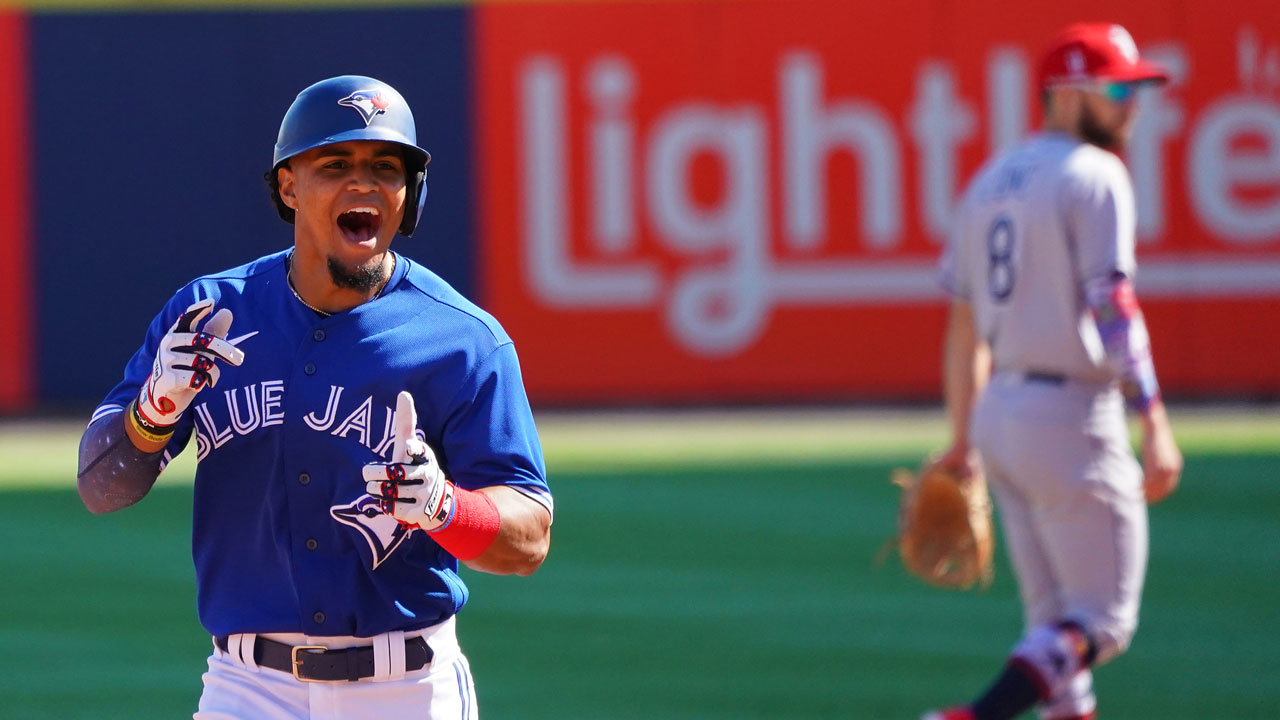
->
(0, 0, 1277, 718)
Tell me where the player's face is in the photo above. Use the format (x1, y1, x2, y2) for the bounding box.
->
(1077, 83, 1138, 151)
(278, 140, 408, 268)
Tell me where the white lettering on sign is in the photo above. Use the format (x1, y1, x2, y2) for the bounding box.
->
(782, 52, 902, 250)
(1190, 99, 1280, 240)
(588, 56, 638, 254)
(517, 27, 1280, 355)
(909, 60, 976, 242)
(1188, 26, 1280, 242)
(1130, 44, 1188, 243)
(522, 57, 660, 308)
(986, 47, 1028, 155)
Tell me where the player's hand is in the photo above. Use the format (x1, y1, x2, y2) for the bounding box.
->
(1140, 403, 1182, 504)
(929, 443, 982, 483)
(363, 391, 455, 531)
(136, 299, 246, 428)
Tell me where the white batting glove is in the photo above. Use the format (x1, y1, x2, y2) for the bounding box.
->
(362, 391, 456, 531)
(136, 299, 246, 429)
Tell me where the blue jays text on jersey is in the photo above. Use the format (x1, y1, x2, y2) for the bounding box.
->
(92, 249, 551, 639)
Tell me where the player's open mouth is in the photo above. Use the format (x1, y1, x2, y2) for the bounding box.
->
(337, 207, 382, 244)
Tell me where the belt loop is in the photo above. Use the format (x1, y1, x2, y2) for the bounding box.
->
(389, 631, 407, 681)
(373, 631, 407, 682)
(227, 635, 243, 667)
(226, 634, 259, 672)
(240, 634, 259, 672)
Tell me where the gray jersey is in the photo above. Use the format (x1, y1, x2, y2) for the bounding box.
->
(940, 132, 1137, 383)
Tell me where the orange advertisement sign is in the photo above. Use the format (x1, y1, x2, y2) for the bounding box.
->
(476, 1, 1280, 402)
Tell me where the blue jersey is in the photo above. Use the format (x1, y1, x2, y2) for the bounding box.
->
(92, 249, 551, 638)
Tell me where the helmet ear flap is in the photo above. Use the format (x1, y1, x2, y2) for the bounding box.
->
(398, 163, 428, 237)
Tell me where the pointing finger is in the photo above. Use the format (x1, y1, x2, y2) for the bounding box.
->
(203, 308, 234, 339)
(393, 391, 418, 463)
(197, 308, 245, 366)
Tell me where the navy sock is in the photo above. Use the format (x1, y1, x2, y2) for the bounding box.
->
(970, 662, 1042, 720)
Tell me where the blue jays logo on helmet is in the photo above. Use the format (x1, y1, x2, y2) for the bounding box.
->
(273, 76, 427, 167)
(337, 89, 391, 127)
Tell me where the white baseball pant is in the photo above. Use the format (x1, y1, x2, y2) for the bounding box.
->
(972, 372, 1148, 719)
(194, 616, 478, 720)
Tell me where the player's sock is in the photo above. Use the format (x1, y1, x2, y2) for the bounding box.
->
(969, 661, 1042, 720)
(971, 621, 1097, 720)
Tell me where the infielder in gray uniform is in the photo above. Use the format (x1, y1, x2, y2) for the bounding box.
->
(921, 23, 1183, 720)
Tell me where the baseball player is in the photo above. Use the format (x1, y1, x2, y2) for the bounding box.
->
(921, 24, 1183, 720)
(76, 75, 552, 719)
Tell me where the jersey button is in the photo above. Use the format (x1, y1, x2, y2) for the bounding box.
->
(313, 611, 326, 624)
(312, 329, 326, 342)
(304, 363, 317, 375)
(305, 538, 318, 551)
(298, 473, 311, 485)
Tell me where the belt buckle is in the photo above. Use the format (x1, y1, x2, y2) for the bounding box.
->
(291, 645, 328, 682)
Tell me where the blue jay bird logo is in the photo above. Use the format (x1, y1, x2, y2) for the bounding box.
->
(337, 89, 390, 126)
(332, 494, 414, 570)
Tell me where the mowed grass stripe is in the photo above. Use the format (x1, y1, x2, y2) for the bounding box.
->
(5, 404, 1278, 488)
(1, 418, 1276, 718)
(462, 457, 1280, 718)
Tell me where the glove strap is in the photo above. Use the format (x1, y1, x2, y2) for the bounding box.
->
(427, 488, 501, 561)
(128, 399, 175, 445)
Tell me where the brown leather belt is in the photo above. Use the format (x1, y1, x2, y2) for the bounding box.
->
(215, 634, 433, 682)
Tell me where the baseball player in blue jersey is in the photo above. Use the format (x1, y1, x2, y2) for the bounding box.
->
(921, 24, 1181, 720)
(77, 75, 552, 719)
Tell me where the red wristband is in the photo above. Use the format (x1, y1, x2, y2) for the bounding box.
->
(427, 487, 501, 561)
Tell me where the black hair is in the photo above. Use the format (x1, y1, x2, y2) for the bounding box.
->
(265, 162, 293, 223)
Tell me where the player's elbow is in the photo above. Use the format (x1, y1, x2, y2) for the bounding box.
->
(512, 531, 550, 576)
(486, 488, 552, 575)
(76, 474, 144, 514)
(471, 522, 550, 576)
(76, 477, 107, 513)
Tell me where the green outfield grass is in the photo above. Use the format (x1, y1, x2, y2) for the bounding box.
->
(1, 408, 1277, 719)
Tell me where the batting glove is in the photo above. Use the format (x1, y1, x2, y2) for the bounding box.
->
(363, 391, 456, 532)
(136, 299, 246, 429)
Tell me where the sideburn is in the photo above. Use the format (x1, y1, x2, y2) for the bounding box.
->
(1078, 101, 1123, 152)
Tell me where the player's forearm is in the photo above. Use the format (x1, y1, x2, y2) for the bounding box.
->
(1138, 398, 1169, 432)
(1085, 273, 1161, 413)
(943, 300, 989, 449)
(462, 486, 552, 576)
(77, 413, 165, 514)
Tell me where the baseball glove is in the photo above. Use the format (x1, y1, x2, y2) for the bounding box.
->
(890, 463, 994, 590)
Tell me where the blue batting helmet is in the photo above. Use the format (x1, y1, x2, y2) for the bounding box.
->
(267, 75, 431, 237)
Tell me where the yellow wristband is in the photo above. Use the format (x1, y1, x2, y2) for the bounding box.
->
(128, 401, 175, 445)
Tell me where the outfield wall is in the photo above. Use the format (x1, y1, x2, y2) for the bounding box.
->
(1, 1, 1278, 411)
